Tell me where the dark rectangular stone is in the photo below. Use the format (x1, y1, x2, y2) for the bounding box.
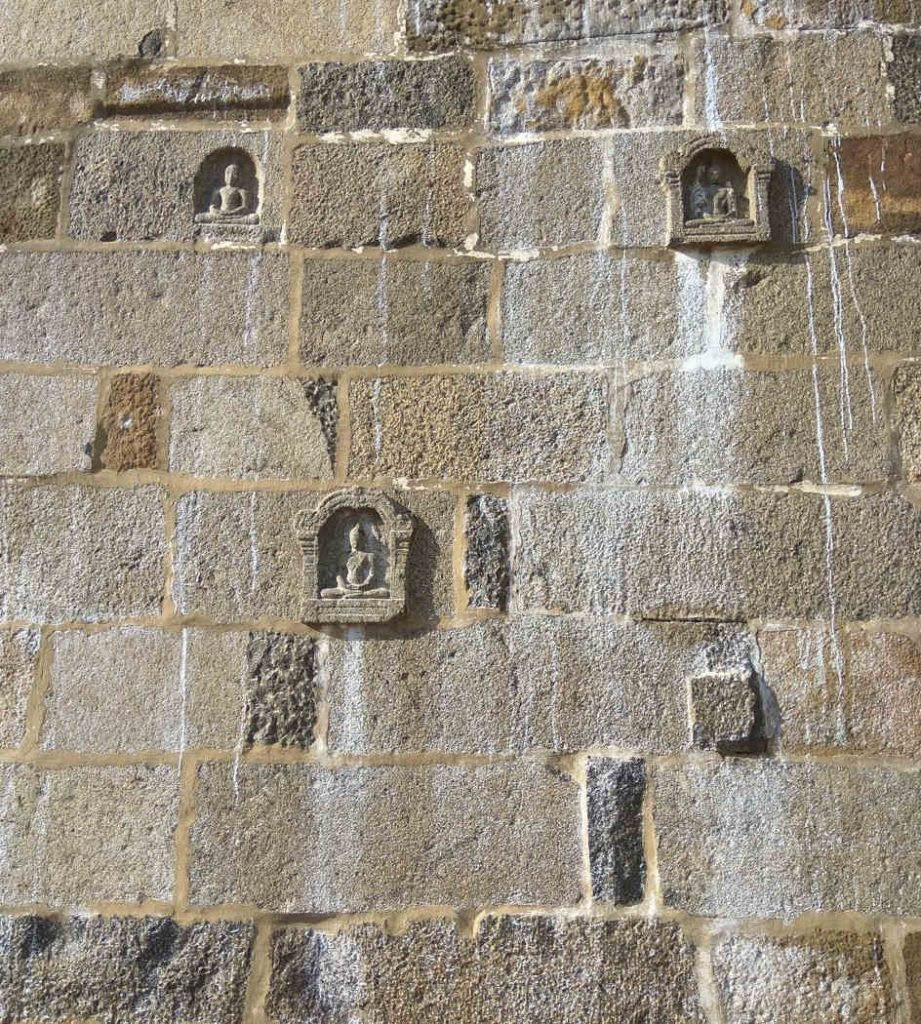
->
(587, 758, 646, 905)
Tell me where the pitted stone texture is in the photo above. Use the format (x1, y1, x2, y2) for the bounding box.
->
(712, 931, 892, 1024)
(655, 760, 921, 918)
(243, 633, 318, 749)
(742, 0, 921, 27)
(0, 68, 93, 136)
(487, 51, 683, 132)
(894, 364, 921, 479)
(464, 494, 509, 609)
(587, 758, 646, 905)
(69, 130, 283, 242)
(325, 619, 750, 754)
(0, 483, 165, 623)
(177, 0, 397, 59)
(301, 257, 490, 366)
(0, 250, 289, 368)
(297, 57, 475, 132)
(830, 133, 921, 236)
(619, 366, 888, 486)
(0, 629, 38, 749)
(103, 63, 290, 119)
(290, 143, 468, 249)
(189, 761, 582, 911)
(173, 488, 454, 624)
(689, 671, 763, 753)
(907, 932, 921, 1021)
(758, 627, 921, 758)
(407, 0, 725, 50)
(0, 915, 253, 1024)
(476, 140, 604, 250)
(511, 489, 921, 620)
(97, 373, 161, 472)
(0, 373, 95, 475)
(0, 764, 178, 905)
(691, 32, 891, 128)
(0, 144, 64, 243)
(267, 917, 703, 1022)
(348, 373, 610, 483)
(169, 376, 334, 481)
(890, 35, 921, 122)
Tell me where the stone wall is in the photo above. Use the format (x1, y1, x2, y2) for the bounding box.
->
(0, 1, 920, 1021)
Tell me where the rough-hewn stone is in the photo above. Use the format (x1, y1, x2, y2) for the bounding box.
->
(890, 34, 921, 122)
(906, 931, 921, 1021)
(0, 629, 38, 749)
(0, 764, 178, 904)
(830, 133, 921, 235)
(297, 57, 475, 132)
(0, 483, 166, 623)
(268, 917, 703, 1022)
(587, 758, 646, 904)
(189, 761, 582, 911)
(689, 670, 765, 753)
(0, 67, 93, 135)
(0, 250, 289, 368)
(243, 632, 318, 749)
(301, 257, 490, 366)
(742, 0, 920, 27)
(0, 915, 253, 1024)
(655, 760, 921, 918)
(0, 143, 64, 242)
(95, 372, 162, 472)
(464, 494, 509, 609)
(348, 373, 610, 483)
(289, 142, 468, 248)
(894, 364, 921, 479)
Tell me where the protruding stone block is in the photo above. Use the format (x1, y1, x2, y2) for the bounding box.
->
(96, 373, 162, 472)
(587, 758, 646, 905)
(689, 670, 765, 754)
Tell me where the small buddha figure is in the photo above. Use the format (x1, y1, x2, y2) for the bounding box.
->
(688, 162, 738, 222)
(320, 522, 391, 600)
(708, 164, 737, 220)
(195, 160, 259, 225)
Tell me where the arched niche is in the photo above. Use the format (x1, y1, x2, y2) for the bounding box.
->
(193, 147, 261, 231)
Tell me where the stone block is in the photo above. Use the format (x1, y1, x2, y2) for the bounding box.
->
(0, 373, 96, 475)
(0, 915, 253, 1024)
(475, 140, 604, 250)
(297, 57, 475, 132)
(348, 372, 610, 483)
(464, 494, 509, 609)
(0, 483, 166, 623)
(69, 129, 283, 242)
(267, 917, 703, 1022)
(289, 142, 468, 249)
(830, 133, 921, 236)
(96, 372, 162, 471)
(906, 931, 921, 1022)
(511, 489, 921, 620)
(241, 632, 319, 749)
(895, 364, 921, 479)
(102, 63, 290, 119)
(189, 761, 582, 911)
(587, 758, 646, 904)
(168, 376, 335, 481)
(0, 143, 64, 243)
(487, 50, 684, 133)
(176, 0, 398, 59)
(742, 0, 920, 27)
(173, 488, 455, 624)
(689, 670, 764, 753)
(0, 629, 38, 749)
(300, 256, 490, 366)
(325, 619, 750, 754)
(619, 366, 888, 486)
(654, 760, 921, 918)
(0, 764, 178, 905)
(0, 250, 290, 368)
(890, 35, 921, 122)
(712, 931, 892, 1024)
(0, 67, 93, 136)
(758, 627, 921, 758)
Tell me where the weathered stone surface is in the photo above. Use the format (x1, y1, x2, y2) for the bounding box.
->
(692, 32, 891, 128)
(0, 629, 38, 749)
(0, 143, 64, 242)
(301, 257, 490, 366)
(758, 627, 921, 758)
(243, 632, 318, 749)
(742, 0, 920, 27)
(289, 142, 468, 249)
(0, 250, 289, 368)
(95, 372, 162, 472)
(712, 931, 892, 1023)
(348, 373, 610, 483)
(619, 366, 888, 486)
(407, 0, 725, 50)
(511, 489, 921, 620)
(830, 133, 921, 236)
(325, 619, 751, 754)
(487, 50, 684, 133)
(655, 760, 921, 918)
(894, 364, 921, 479)
(464, 494, 509, 609)
(0, 764, 178, 904)
(189, 761, 582, 911)
(587, 758, 646, 905)
(267, 917, 703, 1022)
(0, 483, 165, 623)
(890, 35, 921, 122)
(0, 915, 253, 1024)
(173, 488, 455, 623)
(689, 670, 764, 753)
(69, 129, 283, 242)
(0, 67, 93, 135)
(0, 373, 95, 475)
(103, 63, 290, 119)
(297, 57, 475, 132)
(169, 376, 334, 481)
(476, 140, 604, 250)
(906, 931, 921, 1022)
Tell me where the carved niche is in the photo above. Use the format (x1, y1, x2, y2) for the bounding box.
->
(661, 136, 773, 247)
(193, 147, 262, 240)
(294, 489, 413, 624)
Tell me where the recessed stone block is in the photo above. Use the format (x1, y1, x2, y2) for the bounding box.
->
(96, 372, 162, 472)
(830, 133, 921, 236)
(243, 633, 318, 749)
(906, 931, 921, 1022)
(587, 758, 646, 904)
(0, 143, 64, 242)
(0, 67, 93, 135)
(464, 494, 509, 610)
(0, 629, 38, 749)
(890, 35, 921, 122)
